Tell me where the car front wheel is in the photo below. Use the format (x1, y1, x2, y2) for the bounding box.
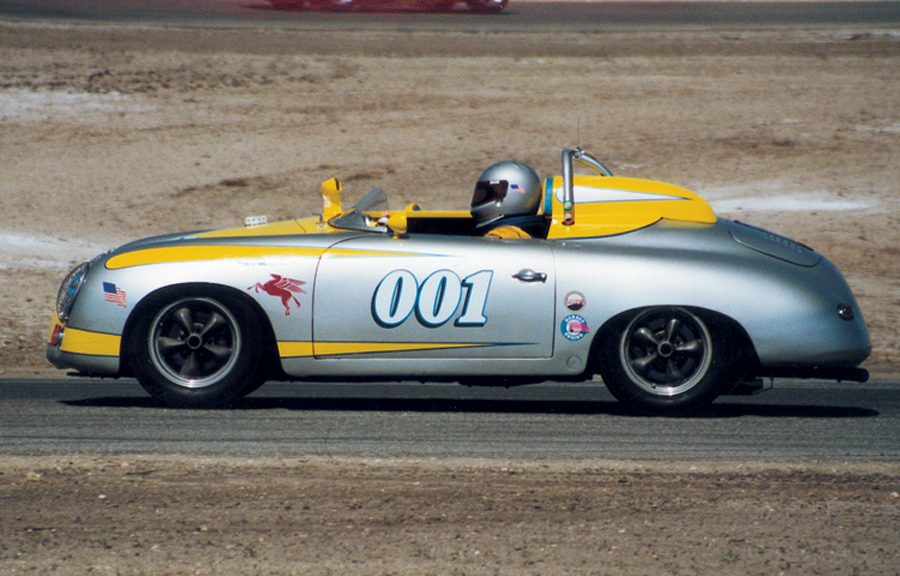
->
(128, 290, 263, 407)
(598, 307, 734, 415)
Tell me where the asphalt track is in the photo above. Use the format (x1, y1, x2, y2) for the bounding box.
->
(1, 0, 899, 30)
(1, 378, 898, 461)
(2, 4, 896, 461)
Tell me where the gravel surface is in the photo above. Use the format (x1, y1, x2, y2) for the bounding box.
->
(1, 456, 898, 575)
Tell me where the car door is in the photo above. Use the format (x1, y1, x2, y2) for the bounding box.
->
(312, 233, 556, 362)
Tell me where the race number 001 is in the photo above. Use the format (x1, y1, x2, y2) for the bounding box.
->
(372, 269, 493, 328)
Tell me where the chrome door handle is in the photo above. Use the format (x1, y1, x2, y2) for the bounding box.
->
(512, 269, 547, 283)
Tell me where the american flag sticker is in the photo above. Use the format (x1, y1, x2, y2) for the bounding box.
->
(102, 282, 127, 308)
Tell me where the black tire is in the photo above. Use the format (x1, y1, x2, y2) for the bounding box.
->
(598, 307, 734, 416)
(127, 289, 263, 408)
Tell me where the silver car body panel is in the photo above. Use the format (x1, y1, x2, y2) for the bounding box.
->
(49, 216, 870, 380)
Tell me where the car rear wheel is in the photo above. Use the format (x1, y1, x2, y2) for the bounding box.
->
(128, 290, 263, 408)
(598, 307, 734, 415)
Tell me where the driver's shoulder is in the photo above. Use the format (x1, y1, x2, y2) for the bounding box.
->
(484, 225, 531, 240)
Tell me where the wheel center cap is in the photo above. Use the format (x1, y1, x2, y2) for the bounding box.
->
(186, 334, 203, 350)
(658, 341, 674, 358)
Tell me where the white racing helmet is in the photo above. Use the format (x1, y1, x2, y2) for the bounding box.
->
(470, 160, 541, 228)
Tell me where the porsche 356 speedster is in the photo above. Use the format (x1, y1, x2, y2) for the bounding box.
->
(47, 148, 870, 414)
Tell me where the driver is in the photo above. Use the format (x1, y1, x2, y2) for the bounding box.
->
(470, 160, 545, 239)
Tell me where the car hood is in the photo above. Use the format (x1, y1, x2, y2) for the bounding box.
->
(101, 217, 356, 272)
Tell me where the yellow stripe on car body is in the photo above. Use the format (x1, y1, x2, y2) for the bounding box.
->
(106, 245, 428, 270)
(193, 217, 336, 238)
(547, 176, 716, 239)
(278, 341, 492, 358)
(60, 327, 122, 357)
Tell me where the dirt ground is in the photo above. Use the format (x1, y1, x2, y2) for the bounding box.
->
(0, 17, 898, 575)
(0, 456, 897, 575)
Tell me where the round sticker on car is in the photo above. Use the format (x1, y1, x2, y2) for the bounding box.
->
(565, 291, 585, 311)
(561, 314, 590, 341)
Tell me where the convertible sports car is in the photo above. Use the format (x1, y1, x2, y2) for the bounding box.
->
(47, 148, 870, 414)
(267, 0, 508, 13)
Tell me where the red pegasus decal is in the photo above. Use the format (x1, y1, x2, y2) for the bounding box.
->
(248, 274, 306, 316)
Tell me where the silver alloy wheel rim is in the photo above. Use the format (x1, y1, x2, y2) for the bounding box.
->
(149, 297, 241, 389)
(619, 308, 713, 397)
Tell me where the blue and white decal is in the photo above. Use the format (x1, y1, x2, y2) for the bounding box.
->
(372, 269, 493, 329)
(416, 270, 462, 327)
(561, 314, 590, 341)
(371, 269, 418, 328)
(456, 270, 492, 326)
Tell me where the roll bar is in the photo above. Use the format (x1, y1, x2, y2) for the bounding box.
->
(560, 148, 613, 226)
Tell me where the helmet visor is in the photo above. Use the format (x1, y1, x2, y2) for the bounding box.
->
(472, 179, 509, 206)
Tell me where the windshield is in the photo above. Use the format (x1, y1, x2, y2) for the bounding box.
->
(329, 188, 390, 233)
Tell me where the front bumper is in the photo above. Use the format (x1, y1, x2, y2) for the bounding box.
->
(47, 344, 121, 376)
(46, 315, 121, 376)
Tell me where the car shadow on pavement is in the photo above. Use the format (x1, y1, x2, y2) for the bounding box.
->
(697, 403, 878, 419)
(62, 396, 879, 418)
(64, 396, 630, 415)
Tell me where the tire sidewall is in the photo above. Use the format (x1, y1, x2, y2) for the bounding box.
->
(599, 307, 734, 416)
(127, 288, 262, 408)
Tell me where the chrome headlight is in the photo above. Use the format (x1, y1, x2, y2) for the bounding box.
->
(56, 261, 89, 322)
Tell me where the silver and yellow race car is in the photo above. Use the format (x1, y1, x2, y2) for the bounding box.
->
(47, 148, 870, 414)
